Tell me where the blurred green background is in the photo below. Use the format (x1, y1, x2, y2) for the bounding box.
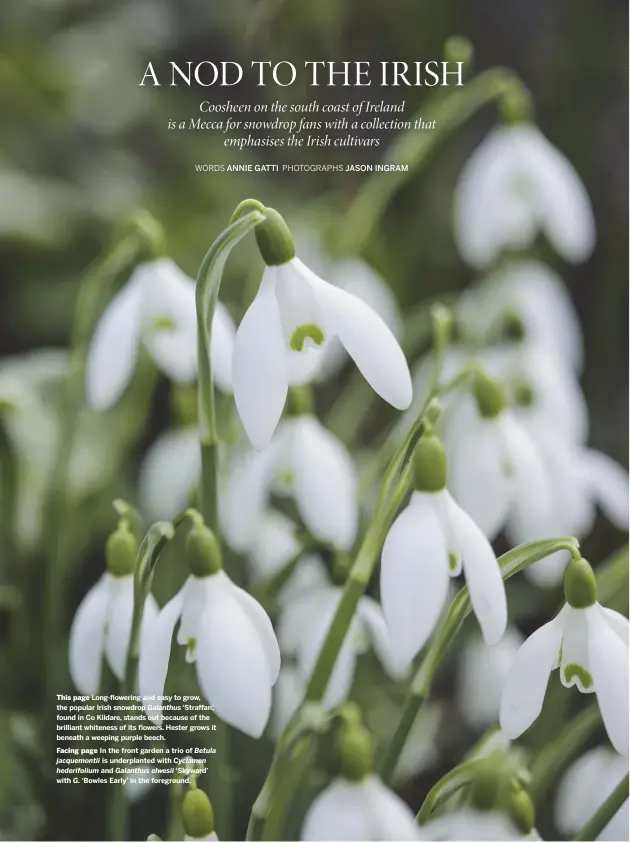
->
(0, 0, 627, 840)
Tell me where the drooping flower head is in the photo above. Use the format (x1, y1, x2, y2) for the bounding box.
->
(87, 258, 235, 410)
(69, 520, 158, 694)
(232, 208, 412, 449)
(139, 519, 280, 738)
(301, 716, 422, 840)
(500, 556, 629, 756)
(381, 430, 507, 667)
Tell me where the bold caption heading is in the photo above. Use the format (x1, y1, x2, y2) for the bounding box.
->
(139, 60, 465, 88)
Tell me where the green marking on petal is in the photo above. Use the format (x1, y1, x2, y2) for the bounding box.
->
(186, 637, 197, 660)
(153, 315, 177, 330)
(563, 662, 593, 690)
(290, 323, 325, 352)
(448, 552, 458, 572)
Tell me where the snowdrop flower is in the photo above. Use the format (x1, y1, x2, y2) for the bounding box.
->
(232, 208, 412, 449)
(222, 409, 358, 552)
(381, 431, 507, 667)
(444, 370, 553, 543)
(279, 564, 405, 708)
(182, 784, 218, 841)
(69, 522, 158, 694)
(456, 628, 524, 729)
(301, 721, 422, 840)
(458, 260, 584, 373)
(454, 122, 595, 268)
(86, 257, 235, 410)
(424, 806, 539, 841)
(139, 522, 280, 738)
(501, 556, 629, 756)
(555, 746, 629, 841)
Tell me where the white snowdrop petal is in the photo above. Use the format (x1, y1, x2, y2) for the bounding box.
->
(247, 510, 299, 581)
(138, 591, 184, 724)
(195, 577, 273, 737)
(139, 428, 200, 521)
(363, 775, 423, 840)
(304, 263, 412, 410)
(141, 260, 198, 382)
(301, 779, 369, 840)
(602, 607, 629, 646)
(380, 499, 450, 666)
(555, 746, 628, 835)
(86, 276, 144, 409)
(582, 449, 630, 532)
(290, 416, 358, 550)
(448, 494, 507, 646)
(227, 577, 281, 683)
(271, 665, 303, 738)
(221, 446, 276, 552)
(522, 125, 596, 263)
(210, 300, 236, 394)
(447, 409, 512, 540)
(358, 596, 408, 679)
(525, 550, 573, 589)
(587, 605, 629, 756)
(232, 271, 288, 449)
(500, 616, 564, 738)
(104, 575, 135, 682)
(69, 575, 110, 694)
(559, 609, 594, 693)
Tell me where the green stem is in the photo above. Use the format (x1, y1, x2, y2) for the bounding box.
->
(416, 758, 488, 824)
(378, 537, 581, 784)
(262, 737, 314, 841)
(42, 221, 158, 703)
(194, 207, 265, 840)
(333, 67, 529, 255)
(575, 773, 629, 841)
(106, 521, 174, 842)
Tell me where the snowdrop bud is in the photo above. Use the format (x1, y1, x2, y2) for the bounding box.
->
(338, 722, 375, 782)
(106, 521, 138, 577)
(186, 525, 222, 578)
(507, 786, 535, 835)
(444, 34, 473, 66)
(255, 207, 296, 266)
(473, 371, 507, 419)
(563, 556, 597, 609)
(413, 433, 448, 493)
(182, 786, 215, 840)
(469, 761, 502, 812)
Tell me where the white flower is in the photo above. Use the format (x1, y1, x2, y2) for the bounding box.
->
(301, 774, 422, 840)
(139, 426, 200, 521)
(86, 258, 235, 409)
(381, 487, 507, 667)
(456, 628, 524, 729)
(555, 746, 629, 841)
(457, 260, 584, 372)
(139, 570, 280, 738)
(222, 414, 358, 552)
(279, 575, 406, 709)
(500, 601, 629, 756)
(232, 256, 412, 449)
(69, 573, 158, 694)
(445, 391, 554, 543)
(454, 123, 595, 267)
(423, 807, 540, 841)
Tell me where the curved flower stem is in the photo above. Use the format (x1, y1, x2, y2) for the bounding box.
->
(195, 208, 265, 535)
(106, 521, 174, 842)
(333, 67, 530, 255)
(378, 537, 581, 785)
(194, 206, 265, 840)
(575, 773, 629, 841)
(42, 217, 162, 704)
(416, 758, 488, 824)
